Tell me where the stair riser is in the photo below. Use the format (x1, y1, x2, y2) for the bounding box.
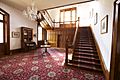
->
(76, 41, 94, 43)
(70, 60, 101, 67)
(67, 64, 103, 72)
(75, 47, 96, 50)
(74, 50, 97, 53)
(76, 42, 95, 44)
(74, 54, 99, 58)
(76, 45, 96, 47)
(72, 57, 100, 63)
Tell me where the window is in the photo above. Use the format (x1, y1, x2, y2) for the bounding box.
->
(65, 11, 71, 24)
(0, 14, 3, 43)
(38, 26, 42, 40)
(60, 7, 76, 23)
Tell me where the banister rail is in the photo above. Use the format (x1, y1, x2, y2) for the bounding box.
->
(40, 10, 54, 28)
(53, 20, 78, 23)
(72, 17, 80, 47)
(40, 10, 78, 29)
(65, 17, 80, 64)
(45, 10, 53, 24)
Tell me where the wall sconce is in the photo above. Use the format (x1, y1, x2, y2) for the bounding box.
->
(33, 33, 37, 37)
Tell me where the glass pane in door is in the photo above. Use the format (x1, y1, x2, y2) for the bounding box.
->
(0, 22, 3, 43)
(0, 14, 3, 20)
(38, 26, 42, 40)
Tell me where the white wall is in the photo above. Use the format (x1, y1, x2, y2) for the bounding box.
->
(90, 0, 114, 71)
(77, 3, 91, 26)
(47, 3, 91, 27)
(0, 2, 37, 50)
(48, 9, 59, 22)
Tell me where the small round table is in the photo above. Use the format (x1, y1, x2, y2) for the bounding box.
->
(40, 45, 51, 53)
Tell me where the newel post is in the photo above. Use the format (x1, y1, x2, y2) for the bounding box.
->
(65, 39, 69, 65)
(78, 17, 80, 27)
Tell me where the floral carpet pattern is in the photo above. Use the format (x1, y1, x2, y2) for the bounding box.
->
(0, 48, 105, 80)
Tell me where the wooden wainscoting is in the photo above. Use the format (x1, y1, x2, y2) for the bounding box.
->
(10, 48, 22, 55)
(90, 27, 109, 80)
(47, 27, 76, 48)
(0, 43, 5, 57)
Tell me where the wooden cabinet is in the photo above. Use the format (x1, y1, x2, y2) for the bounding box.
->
(21, 27, 33, 50)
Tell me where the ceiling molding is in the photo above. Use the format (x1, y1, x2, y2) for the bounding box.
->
(0, 0, 95, 11)
(41, 0, 95, 10)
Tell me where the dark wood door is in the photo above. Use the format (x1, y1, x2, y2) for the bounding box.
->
(57, 34, 61, 47)
(0, 8, 10, 55)
(110, 0, 120, 80)
(0, 14, 4, 55)
(0, 44, 4, 55)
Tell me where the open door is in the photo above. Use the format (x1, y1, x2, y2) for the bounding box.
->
(110, 0, 120, 80)
(0, 8, 10, 56)
(0, 13, 4, 55)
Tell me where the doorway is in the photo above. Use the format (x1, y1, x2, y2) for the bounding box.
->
(0, 8, 10, 56)
(110, 0, 120, 80)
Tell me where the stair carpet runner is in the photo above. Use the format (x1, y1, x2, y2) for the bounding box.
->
(68, 27, 103, 72)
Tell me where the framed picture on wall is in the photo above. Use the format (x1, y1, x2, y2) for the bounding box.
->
(94, 13, 98, 25)
(12, 32, 20, 38)
(101, 15, 108, 34)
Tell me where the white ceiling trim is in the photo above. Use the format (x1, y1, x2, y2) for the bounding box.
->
(0, 0, 94, 11)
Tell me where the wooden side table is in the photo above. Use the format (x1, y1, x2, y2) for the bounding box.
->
(40, 45, 51, 53)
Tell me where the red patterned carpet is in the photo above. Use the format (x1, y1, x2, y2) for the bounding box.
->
(0, 48, 105, 80)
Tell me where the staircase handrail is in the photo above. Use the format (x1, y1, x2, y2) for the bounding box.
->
(72, 17, 80, 47)
(40, 10, 54, 28)
(65, 17, 80, 64)
(40, 10, 78, 29)
(53, 20, 78, 23)
(45, 10, 54, 25)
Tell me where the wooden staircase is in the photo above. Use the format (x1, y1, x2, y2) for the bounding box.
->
(68, 27, 103, 72)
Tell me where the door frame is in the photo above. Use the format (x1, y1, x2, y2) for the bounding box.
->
(0, 8, 10, 55)
(110, 0, 120, 80)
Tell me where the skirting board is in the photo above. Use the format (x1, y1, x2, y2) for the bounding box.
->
(90, 27, 109, 80)
(10, 48, 22, 55)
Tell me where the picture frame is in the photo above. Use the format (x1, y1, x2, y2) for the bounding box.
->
(12, 32, 20, 38)
(94, 13, 98, 25)
(101, 15, 108, 34)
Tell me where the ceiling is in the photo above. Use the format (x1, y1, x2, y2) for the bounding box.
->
(0, 0, 94, 11)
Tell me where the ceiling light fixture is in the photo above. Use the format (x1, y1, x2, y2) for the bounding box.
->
(23, 0, 41, 21)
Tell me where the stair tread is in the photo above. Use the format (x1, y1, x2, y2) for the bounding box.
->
(78, 39, 94, 40)
(75, 47, 96, 52)
(75, 47, 96, 50)
(75, 49, 97, 53)
(73, 55, 100, 61)
(78, 40, 94, 42)
(71, 59, 101, 66)
(68, 63, 102, 72)
(74, 52, 98, 56)
(74, 52, 99, 59)
(76, 41, 94, 43)
(77, 42, 94, 44)
(76, 46, 96, 49)
(77, 44, 95, 46)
